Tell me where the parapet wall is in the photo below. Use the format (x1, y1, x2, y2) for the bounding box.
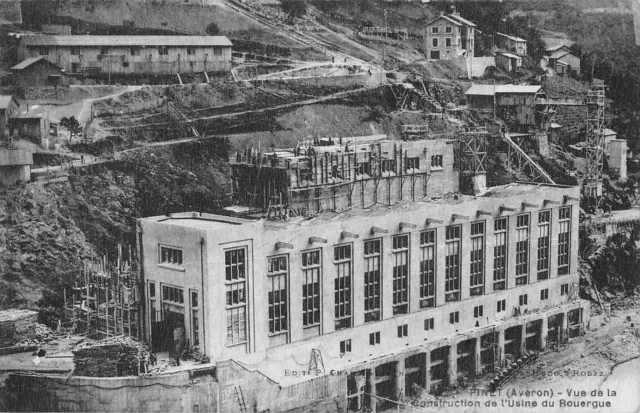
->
(5, 368, 218, 412)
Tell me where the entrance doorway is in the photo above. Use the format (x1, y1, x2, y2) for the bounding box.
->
(151, 309, 185, 352)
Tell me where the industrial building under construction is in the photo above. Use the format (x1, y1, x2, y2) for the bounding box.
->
(131, 124, 590, 412)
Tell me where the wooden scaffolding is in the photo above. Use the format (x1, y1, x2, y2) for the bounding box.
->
(63, 244, 142, 340)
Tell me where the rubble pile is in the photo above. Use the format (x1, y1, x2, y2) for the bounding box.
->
(72, 335, 149, 377)
(0, 309, 38, 347)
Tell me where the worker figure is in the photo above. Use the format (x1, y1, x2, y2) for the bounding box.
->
(332, 56, 335, 64)
(149, 352, 157, 366)
(173, 326, 185, 366)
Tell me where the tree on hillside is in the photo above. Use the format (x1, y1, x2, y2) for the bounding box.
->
(592, 232, 640, 295)
(205, 22, 221, 36)
(60, 116, 82, 141)
(281, 0, 307, 22)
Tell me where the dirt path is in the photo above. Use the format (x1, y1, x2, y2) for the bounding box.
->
(49, 86, 145, 125)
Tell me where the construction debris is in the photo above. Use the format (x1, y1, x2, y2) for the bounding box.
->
(0, 309, 38, 347)
(72, 335, 149, 377)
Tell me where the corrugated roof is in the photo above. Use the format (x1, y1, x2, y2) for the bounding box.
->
(465, 84, 497, 96)
(11, 56, 63, 71)
(10, 104, 51, 119)
(19, 35, 233, 47)
(0, 95, 18, 110)
(466, 84, 542, 95)
(497, 32, 527, 43)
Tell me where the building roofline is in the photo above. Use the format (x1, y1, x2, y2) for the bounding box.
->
(426, 14, 462, 27)
(19, 34, 233, 47)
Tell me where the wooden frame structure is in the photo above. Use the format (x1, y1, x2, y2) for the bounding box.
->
(63, 245, 141, 340)
(229, 138, 435, 218)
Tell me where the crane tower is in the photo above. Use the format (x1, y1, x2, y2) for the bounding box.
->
(582, 79, 606, 210)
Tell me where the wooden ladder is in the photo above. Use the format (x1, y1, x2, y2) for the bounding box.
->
(234, 385, 248, 413)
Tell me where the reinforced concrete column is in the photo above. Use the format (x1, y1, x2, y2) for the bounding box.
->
(496, 329, 505, 368)
(447, 343, 457, 387)
(395, 358, 406, 401)
(423, 351, 431, 393)
(368, 367, 377, 413)
(474, 337, 482, 377)
(519, 324, 527, 356)
(561, 312, 569, 343)
(540, 317, 548, 350)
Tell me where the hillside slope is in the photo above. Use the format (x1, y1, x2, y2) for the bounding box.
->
(0, 142, 230, 310)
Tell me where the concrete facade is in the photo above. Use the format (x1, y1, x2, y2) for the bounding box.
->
(0, 148, 32, 185)
(425, 12, 476, 60)
(16, 35, 232, 77)
(138, 181, 587, 411)
(5, 368, 219, 412)
(608, 139, 628, 180)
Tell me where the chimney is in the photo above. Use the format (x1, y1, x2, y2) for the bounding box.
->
(451, 5, 458, 15)
(440, 11, 444, 16)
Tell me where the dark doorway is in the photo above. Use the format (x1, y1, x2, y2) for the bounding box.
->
(430, 51, 440, 60)
(151, 309, 185, 352)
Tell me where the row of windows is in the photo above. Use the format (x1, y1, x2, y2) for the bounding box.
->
(222, 207, 572, 345)
(432, 38, 455, 48)
(338, 281, 567, 354)
(431, 26, 458, 34)
(37, 46, 224, 57)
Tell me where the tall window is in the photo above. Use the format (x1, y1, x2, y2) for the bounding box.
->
(419, 230, 436, 308)
(445, 225, 461, 302)
(470, 221, 485, 296)
(537, 211, 551, 280)
(190, 291, 199, 346)
(334, 245, 352, 330)
(158, 46, 169, 55)
(432, 38, 438, 48)
(515, 214, 530, 285)
(392, 235, 409, 314)
(267, 256, 288, 335)
(558, 207, 572, 275)
(302, 250, 321, 327)
(225, 248, 247, 345)
(493, 218, 508, 290)
(364, 239, 382, 322)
